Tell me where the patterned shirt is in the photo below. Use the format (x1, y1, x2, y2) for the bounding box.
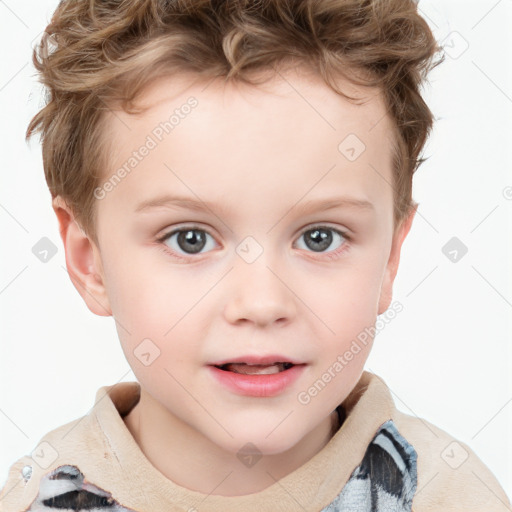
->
(1, 371, 509, 511)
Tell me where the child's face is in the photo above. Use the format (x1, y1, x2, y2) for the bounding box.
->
(62, 66, 413, 455)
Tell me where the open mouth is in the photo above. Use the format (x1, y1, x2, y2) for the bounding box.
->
(214, 362, 295, 375)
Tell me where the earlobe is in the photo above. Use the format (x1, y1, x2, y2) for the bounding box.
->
(52, 196, 112, 317)
(377, 206, 417, 315)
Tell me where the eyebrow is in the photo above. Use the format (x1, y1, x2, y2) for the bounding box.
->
(134, 194, 375, 215)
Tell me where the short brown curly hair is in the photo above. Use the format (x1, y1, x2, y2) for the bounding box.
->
(27, 0, 444, 246)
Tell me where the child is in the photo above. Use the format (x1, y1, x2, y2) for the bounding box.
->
(1, 0, 510, 510)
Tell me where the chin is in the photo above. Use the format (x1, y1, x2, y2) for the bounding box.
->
(212, 424, 306, 458)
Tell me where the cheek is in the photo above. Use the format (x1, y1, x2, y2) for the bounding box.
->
(102, 251, 192, 327)
(300, 259, 384, 325)
(103, 260, 207, 362)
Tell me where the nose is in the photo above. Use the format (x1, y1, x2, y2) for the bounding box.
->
(223, 252, 297, 327)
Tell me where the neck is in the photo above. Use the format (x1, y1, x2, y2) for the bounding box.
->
(123, 387, 341, 497)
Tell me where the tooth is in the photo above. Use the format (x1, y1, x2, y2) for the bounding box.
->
(226, 363, 284, 375)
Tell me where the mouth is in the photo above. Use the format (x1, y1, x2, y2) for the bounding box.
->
(207, 357, 307, 396)
(213, 362, 296, 375)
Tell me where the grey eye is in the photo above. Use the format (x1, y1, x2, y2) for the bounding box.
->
(296, 227, 345, 253)
(163, 229, 216, 255)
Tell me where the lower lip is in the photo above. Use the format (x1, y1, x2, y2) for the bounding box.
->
(207, 364, 306, 397)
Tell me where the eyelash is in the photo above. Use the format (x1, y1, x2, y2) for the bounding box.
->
(156, 224, 351, 262)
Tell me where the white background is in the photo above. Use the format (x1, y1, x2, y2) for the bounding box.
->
(1, 0, 511, 502)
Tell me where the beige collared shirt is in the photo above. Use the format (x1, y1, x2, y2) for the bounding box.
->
(1, 371, 510, 511)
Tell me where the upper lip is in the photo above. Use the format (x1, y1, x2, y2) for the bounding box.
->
(208, 354, 306, 366)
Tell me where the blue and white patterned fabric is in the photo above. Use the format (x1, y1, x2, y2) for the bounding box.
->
(26, 464, 136, 511)
(321, 420, 417, 512)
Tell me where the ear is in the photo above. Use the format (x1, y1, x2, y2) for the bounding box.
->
(52, 195, 112, 317)
(377, 205, 417, 315)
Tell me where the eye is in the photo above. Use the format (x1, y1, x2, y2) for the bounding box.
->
(294, 225, 349, 258)
(157, 224, 350, 261)
(158, 226, 217, 257)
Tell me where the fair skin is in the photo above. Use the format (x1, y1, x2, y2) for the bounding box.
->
(52, 65, 415, 497)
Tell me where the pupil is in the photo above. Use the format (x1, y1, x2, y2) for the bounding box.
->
(305, 228, 332, 252)
(178, 230, 206, 254)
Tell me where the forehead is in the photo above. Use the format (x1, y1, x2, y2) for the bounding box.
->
(99, 66, 394, 223)
(121, 67, 392, 150)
